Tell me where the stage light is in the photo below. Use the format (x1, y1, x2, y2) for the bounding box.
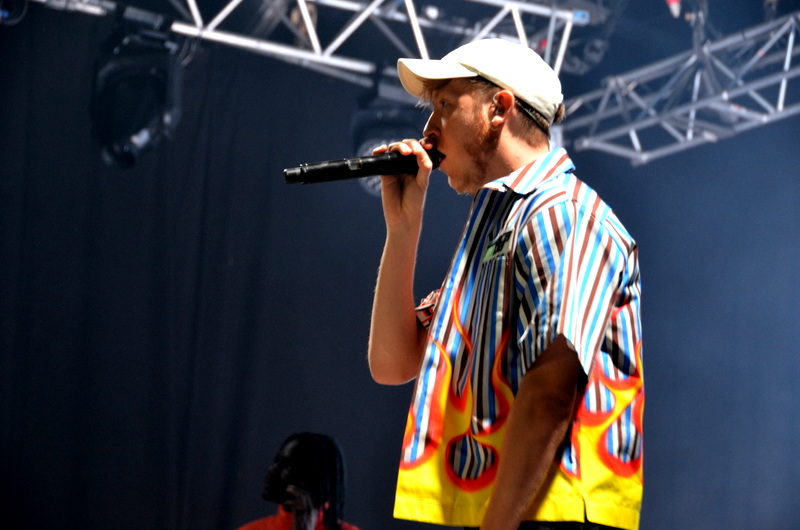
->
(90, 25, 183, 168)
(350, 106, 427, 196)
(0, 0, 27, 25)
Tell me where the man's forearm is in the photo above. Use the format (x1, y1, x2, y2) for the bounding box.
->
(368, 230, 426, 385)
(481, 336, 583, 530)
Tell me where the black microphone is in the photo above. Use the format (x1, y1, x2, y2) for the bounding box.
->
(284, 148, 442, 184)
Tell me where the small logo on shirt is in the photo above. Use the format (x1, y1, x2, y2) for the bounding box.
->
(483, 230, 513, 262)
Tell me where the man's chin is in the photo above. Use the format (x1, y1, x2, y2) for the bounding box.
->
(447, 175, 476, 196)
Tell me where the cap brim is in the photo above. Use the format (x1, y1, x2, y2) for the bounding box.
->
(397, 58, 478, 99)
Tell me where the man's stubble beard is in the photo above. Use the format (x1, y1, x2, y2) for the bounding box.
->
(450, 110, 500, 196)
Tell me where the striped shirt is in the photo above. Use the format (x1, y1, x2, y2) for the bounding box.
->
(395, 148, 644, 529)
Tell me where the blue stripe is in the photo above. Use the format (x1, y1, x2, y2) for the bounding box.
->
(400, 147, 642, 497)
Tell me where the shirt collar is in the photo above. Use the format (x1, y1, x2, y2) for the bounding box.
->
(482, 147, 575, 196)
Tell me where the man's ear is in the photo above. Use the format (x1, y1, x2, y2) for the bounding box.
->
(490, 89, 515, 126)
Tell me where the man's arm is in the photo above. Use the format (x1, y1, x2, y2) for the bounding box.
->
(367, 227, 428, 384)
(480, 335, 585, 530)
(367, 140, 435, 385)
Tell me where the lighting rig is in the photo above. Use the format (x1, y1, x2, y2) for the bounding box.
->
(8, 0, 800, 166)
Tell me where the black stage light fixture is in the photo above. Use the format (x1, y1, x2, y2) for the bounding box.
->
(350, 106, 427, 196)
(90, 25, 183, 168)
(0, 0, 27, 25)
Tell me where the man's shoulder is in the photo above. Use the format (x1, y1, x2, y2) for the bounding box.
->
(516, 175, 636, 249)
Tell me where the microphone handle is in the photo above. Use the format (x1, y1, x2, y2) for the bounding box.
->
(284, 149, 441, 184)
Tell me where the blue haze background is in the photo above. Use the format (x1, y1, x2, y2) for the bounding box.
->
(1, 2, 798, 529)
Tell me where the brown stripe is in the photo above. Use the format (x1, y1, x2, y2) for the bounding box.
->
(508, 159, 537, 189)
(580, 238, 614, 354)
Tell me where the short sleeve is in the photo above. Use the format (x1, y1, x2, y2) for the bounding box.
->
(515, 199, 627, 376)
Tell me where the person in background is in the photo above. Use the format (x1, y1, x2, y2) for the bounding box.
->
(238, 432, 359, 530)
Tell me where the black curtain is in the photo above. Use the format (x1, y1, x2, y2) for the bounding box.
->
(0, 7, 428, 529)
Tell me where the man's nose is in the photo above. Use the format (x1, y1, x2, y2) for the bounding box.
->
(423, 114, 439, 140)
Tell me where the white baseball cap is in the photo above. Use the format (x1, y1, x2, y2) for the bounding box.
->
(397, 38, 563, 124)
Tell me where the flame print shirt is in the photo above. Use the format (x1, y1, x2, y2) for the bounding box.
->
(393, 148, 644, 529)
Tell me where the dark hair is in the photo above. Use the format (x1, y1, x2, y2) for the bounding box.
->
(419, 76, 565, 145)
(266, 432, 347, 530)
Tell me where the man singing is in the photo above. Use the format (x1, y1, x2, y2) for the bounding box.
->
(367, 39, 644, 530)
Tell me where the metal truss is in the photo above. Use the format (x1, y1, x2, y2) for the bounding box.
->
(24, 1, 800, 165)
(29, 0, 592, 103)
(562, 10, 800, 165)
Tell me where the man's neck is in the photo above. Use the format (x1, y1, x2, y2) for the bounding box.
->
(491, 139, 552, 181)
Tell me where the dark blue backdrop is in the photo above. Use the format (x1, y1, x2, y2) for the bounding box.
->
(1, 3, 798, 530)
